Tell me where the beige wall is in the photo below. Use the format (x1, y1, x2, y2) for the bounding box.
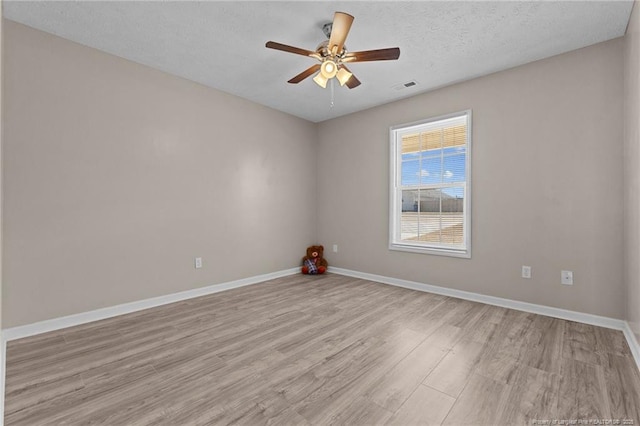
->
(625, 1, 640, 341)
(2, 21, 317, 328)
(1, 6, 4, 334)
(1, 19, 632, 327)
(318, 39, 625, 319)
(1, 0, 4, 349)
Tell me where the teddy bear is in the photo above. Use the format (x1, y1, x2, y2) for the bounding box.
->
(301, 245, 328, 275)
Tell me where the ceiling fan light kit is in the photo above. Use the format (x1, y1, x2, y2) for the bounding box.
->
(266, 11, 400, 90)
(313, 72, 328, 89)
(321, 60, 337, 79)
(336, 67, 353, 86)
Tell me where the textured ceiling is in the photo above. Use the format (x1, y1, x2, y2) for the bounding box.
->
(3, 1, 634, 123)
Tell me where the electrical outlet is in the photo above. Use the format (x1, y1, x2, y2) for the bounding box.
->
(521, 265, 531, 279)
(195, 257, 203, 269)
(561, 270, 573, 285)
(333, 244, 338, 253)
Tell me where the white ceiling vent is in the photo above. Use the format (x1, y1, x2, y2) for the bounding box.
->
(393, 80, 419, 91)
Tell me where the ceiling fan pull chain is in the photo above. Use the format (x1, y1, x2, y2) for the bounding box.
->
(330, 78, 335, 108)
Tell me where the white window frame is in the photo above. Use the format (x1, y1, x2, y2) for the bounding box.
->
(389, 110, 472, 258)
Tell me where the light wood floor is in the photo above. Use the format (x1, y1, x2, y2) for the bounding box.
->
(5, 274, 640, 425)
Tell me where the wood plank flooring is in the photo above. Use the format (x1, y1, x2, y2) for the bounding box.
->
(5, 274, 640, 425)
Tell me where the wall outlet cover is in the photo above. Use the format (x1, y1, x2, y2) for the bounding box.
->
(561, 270, 573, 285)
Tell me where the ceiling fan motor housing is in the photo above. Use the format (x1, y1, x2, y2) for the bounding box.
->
(316, 40, 348, 60)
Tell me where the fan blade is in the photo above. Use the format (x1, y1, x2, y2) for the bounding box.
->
(266, 41, 316, 57)
(340, 65, 361, 89)
(328, 12, 354, 55)
(288, 64, 321, 84)
(343, 47, 401, 63)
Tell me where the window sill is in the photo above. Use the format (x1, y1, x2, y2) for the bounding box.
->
(389, 242, 471, 259)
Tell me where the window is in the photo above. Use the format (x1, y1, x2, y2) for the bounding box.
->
(389, 110, 471, 258)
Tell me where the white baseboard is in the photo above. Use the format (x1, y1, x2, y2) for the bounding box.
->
(2, 267, 299, 342)
(622, 322, 640, 372)
(330, 267, 640, 371)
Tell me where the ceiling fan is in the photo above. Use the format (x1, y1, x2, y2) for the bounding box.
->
(265, 12, 400, 89)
